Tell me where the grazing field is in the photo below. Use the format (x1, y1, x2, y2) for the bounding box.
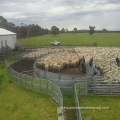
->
(18, 33, 120, 47)
(0, 63, 58, 120)
(79, 95, 120, 120)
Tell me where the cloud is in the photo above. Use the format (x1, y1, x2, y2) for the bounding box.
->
(0, 0, 120, 30)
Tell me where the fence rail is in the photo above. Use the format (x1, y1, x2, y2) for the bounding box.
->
(76, 76, 120, 96)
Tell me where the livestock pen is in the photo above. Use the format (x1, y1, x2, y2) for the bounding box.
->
(5, 47, 120, 120)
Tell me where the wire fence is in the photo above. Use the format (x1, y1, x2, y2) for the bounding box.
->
(6, 53, 64, 120)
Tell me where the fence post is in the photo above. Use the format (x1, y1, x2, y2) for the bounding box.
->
(25, 75, 26, 88)
(86, 78, 88, 95)
(12, 70, 14, 80)
(59, 73, 61, 80)
(94, 77, 97, 95)
(40, 79, 41, 92)
(51, 83, 53, 97)
(47, 80, 48, 93)
(59, 90, 61, 106)
(31, 77, 33, 90)
(19, 73, 22, 85)
(39, 70, 40, 78)
(79, 83, 80, 96)
(38, 69, 39, 77)
(84, 81, 85, 95)
(44, 71, 46, 79)
(111, 84, 112, 95)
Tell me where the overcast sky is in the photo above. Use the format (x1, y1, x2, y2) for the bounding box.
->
(0, 0, 120, 30)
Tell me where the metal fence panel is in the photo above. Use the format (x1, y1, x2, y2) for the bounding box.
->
(46, 71, 59, 80)
(33, 78, 41, 92)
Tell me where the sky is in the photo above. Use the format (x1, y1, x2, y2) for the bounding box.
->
(0, 0, 120, 30)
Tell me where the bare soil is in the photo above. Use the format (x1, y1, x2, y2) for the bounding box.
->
(11, 59, 35, 72)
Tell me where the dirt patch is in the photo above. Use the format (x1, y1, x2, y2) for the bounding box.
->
(11, 59, 35, 72)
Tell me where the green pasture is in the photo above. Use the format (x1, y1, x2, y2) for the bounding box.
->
(0, 63, 58, 120)
(18, 33, 120, 47)
(79, 95, 120, 120)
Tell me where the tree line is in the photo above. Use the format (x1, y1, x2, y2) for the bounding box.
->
(0, 16, 49, 38)
(0, 16, 119, 39)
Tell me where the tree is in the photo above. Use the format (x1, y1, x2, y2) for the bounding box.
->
(65, 28, 68, 33)
(61, 28, 65, 33)
(89, 26, 96, 35)
(0, 16, 7, 23)
(51, 26, 59, 35)
(20, 26, 27, 38)
(103, 28, 107, 33)
(73, 27, 77, 34)
(9, 22, 15, 27)
(0, 16, 50, 38)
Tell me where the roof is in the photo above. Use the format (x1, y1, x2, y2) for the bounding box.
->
(0, 28, 16, 35)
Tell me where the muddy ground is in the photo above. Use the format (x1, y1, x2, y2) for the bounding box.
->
(11, 59, 35, 72)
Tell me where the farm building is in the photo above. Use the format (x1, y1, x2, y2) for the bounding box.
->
(0, 28, 16, 49)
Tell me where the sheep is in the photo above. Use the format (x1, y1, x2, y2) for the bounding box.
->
(69, 60, 76, 68)
(34, 47, 120, 81)
(74, 47, 120, 81)
(52, 63, 62, 73)
(37, 61, 44, 69)
(44, 64, 49, 71)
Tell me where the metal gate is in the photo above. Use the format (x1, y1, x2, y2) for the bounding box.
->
(75, 79, 88, 96)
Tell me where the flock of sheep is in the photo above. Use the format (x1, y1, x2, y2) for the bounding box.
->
(37, 52, 80, 72)
(22, 48, 74, 60)
(75, 47, 120, 80)
(22, 47, 120, 81)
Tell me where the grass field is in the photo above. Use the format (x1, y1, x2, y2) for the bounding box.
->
(79, 95, 120, 120)
(0, 63, 58, 120)
(63, 95, 77, 120)
(18, 33, 120, 47)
